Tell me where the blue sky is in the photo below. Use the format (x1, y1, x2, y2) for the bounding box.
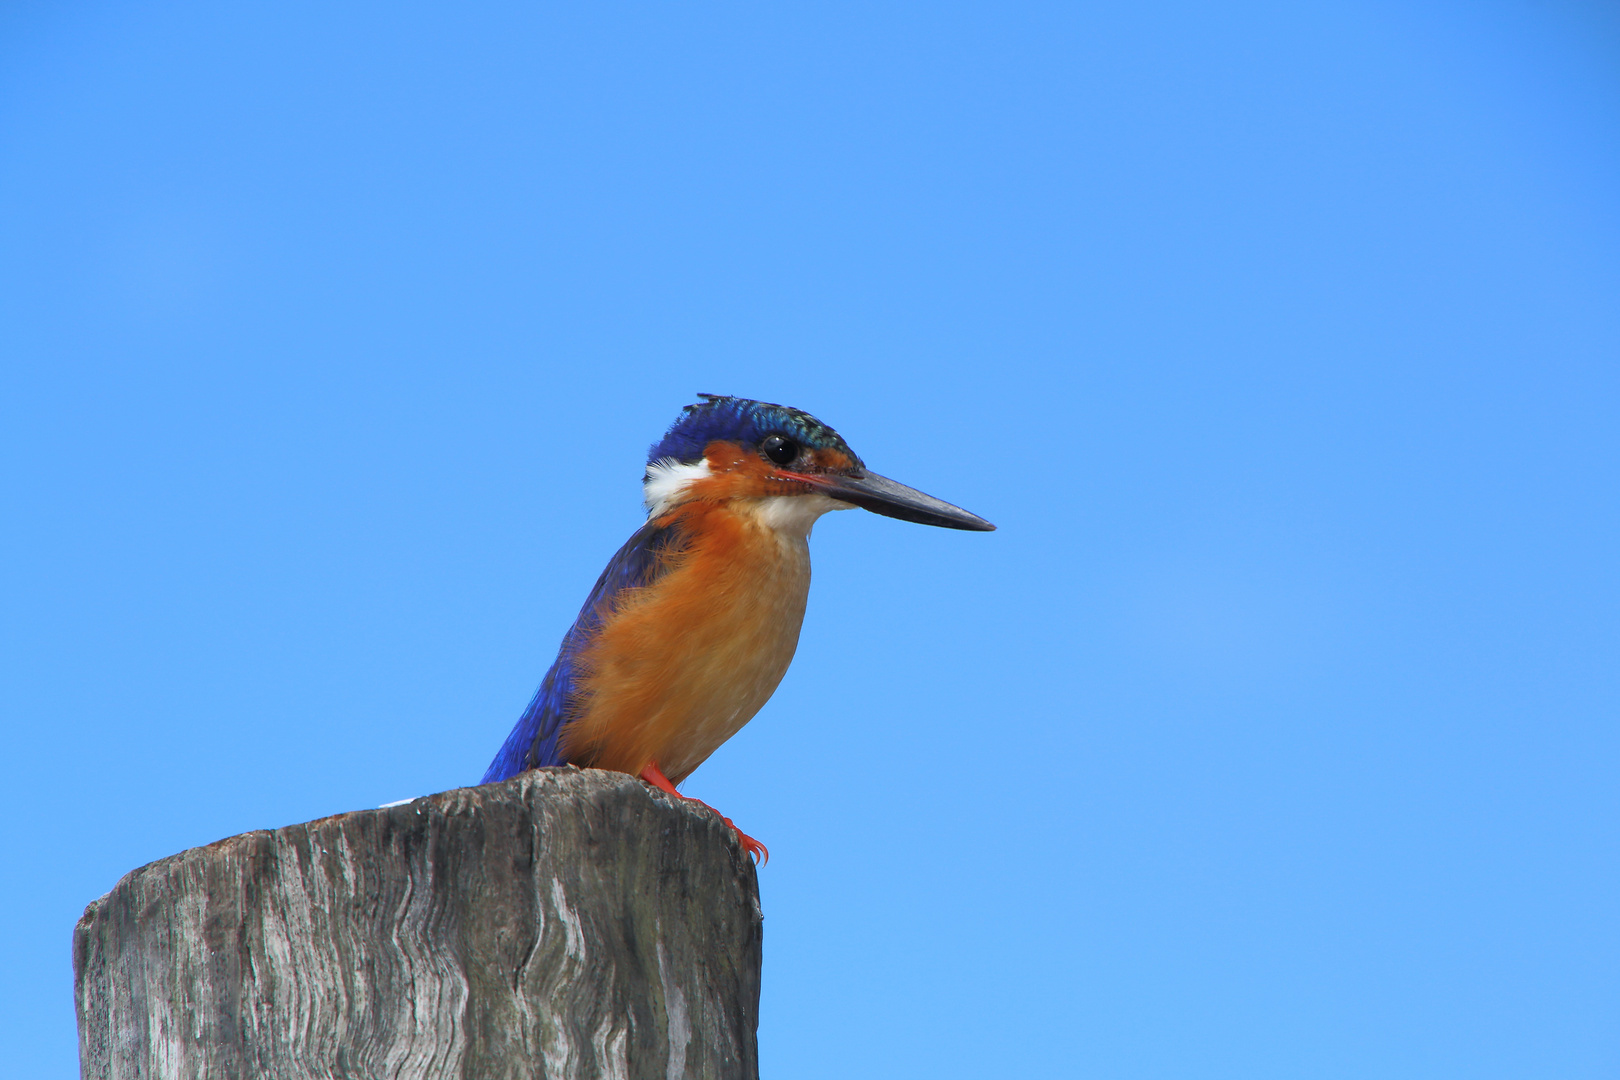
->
(3, 2, 1617, 1076)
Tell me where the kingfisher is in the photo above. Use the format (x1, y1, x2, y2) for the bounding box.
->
(482, 394, 994, 861)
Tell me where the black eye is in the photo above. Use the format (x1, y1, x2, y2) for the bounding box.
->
(762, 434, 799, 465)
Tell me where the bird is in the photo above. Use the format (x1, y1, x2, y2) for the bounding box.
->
(481, 394, 994, 862)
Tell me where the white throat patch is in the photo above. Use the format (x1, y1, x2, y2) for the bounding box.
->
(643, 457, 712, 516)
(751, 493, 850, 539)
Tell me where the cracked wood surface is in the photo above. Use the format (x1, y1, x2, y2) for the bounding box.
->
(73, 769, 763, 1080)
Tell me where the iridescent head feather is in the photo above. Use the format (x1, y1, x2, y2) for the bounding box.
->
(646, 394, 864, 470)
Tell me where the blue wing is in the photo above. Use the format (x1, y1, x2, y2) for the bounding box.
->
(481, 517, 685, 783)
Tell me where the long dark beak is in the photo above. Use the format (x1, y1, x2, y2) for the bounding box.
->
(808, 470, 996, 531)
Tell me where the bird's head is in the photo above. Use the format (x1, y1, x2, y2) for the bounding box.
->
(642, 394, 995, 531)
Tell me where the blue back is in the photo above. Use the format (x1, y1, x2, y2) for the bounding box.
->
(481, 518, 684, 782)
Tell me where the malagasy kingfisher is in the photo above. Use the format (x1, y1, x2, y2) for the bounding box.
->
(482, 395, 994, 861)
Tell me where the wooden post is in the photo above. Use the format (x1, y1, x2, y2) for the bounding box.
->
(73, 768, 763, 1080)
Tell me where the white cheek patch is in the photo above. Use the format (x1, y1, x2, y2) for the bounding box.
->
(643, 457, 712, 516)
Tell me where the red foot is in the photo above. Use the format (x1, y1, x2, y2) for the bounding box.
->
(638, 763, 769, 865)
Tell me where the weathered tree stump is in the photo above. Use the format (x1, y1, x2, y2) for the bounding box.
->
(73, 768, 763, 1080)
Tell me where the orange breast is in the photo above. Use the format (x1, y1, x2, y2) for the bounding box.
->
(561, 499, 813, 783)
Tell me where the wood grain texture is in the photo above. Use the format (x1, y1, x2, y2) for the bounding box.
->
(73, 768, 762, 1080)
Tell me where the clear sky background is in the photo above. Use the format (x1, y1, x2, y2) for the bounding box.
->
(3, 2, 1617, 1077)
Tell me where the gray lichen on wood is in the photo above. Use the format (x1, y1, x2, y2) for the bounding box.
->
(73, 768, 763, 1080)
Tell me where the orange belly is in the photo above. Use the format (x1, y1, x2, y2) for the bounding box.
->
(561, 500, 813, 783)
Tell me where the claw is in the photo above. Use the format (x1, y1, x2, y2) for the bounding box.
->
(723, 820, 769, 865)
(639, 763, 769, 864)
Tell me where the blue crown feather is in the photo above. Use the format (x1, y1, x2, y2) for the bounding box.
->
(646, 394, 863, 469)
